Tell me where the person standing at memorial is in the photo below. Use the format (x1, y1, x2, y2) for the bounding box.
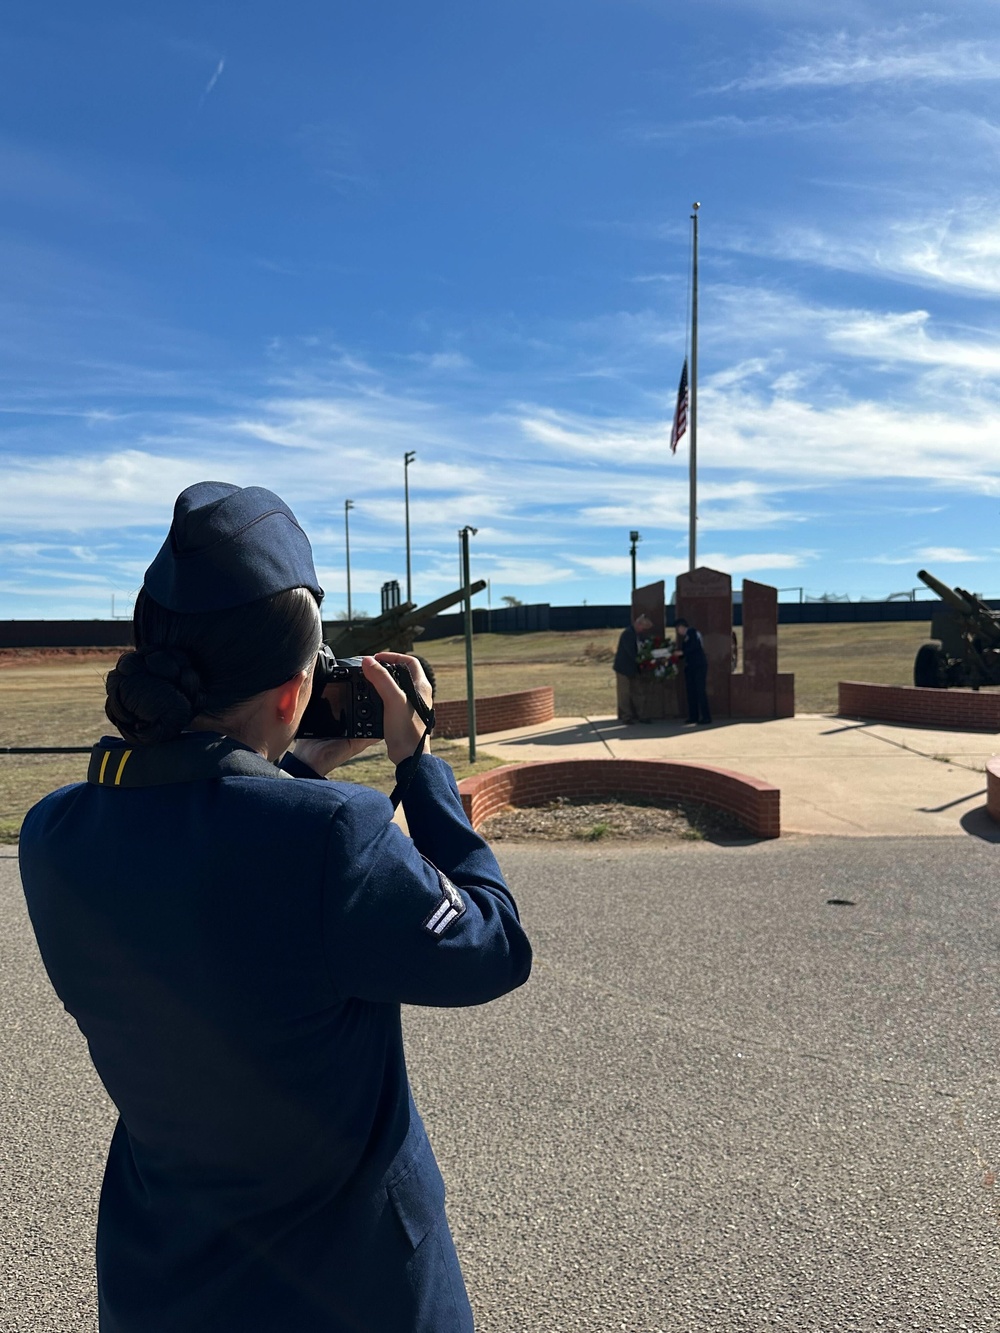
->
(18, 481, 532, 1333)
(613, 613, 653, 724)
(675, 616, 712, 725)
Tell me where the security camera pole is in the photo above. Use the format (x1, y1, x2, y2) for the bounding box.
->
(404, 451, 416, 603)
(344, 499, 355, 628)
(459, 525, 478, 762)
(629, 530, 641, 592)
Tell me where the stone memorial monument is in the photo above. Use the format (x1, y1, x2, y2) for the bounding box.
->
(674, 567, 794, 720)
(620, 568, 794, 721)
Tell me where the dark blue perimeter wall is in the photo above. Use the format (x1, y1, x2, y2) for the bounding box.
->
(417, 598, 975, 639)
(1, 599, 994, 648)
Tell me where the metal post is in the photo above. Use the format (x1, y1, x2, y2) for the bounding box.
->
(344, 499, 354, 627)
(404, 451, 416, 603)
(629, 530, 641, 592)
(689, 201, 700, 572)
(459, 526, 478, 762)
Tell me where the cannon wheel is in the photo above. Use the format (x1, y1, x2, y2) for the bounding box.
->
(914, 643, 945, 688)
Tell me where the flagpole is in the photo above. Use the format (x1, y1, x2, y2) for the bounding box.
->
(689, 201, 699, 572)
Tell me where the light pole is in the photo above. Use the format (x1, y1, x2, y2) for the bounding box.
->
(344, 499, 355, 626)
(689, 200, 700, 572)
(459, 525, 478, 762)
(629, 530, 641, 592)
(404, 450, 416, 604)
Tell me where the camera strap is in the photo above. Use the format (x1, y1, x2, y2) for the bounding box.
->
(388, 687, 436, 809)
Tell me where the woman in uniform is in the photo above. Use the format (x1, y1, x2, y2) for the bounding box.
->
(18, 481, 532, 1333)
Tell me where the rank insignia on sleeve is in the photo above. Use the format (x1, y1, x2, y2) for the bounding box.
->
(422, 868, 467, 940)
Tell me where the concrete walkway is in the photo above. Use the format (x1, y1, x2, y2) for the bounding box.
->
(474, 712, 1000, 837)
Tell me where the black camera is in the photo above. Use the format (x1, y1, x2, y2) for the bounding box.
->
(296, 646, 416, 740)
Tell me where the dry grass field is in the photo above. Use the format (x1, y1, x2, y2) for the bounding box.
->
(0, 621, 933, 841)
(423, 621, 931, 716)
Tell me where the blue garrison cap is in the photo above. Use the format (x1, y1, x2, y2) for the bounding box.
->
(144, 482, 323, 613)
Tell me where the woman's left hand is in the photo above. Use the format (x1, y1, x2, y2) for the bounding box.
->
(291, 735, 377, 776)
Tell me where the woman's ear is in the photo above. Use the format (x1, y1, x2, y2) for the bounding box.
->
(275, 669, 309, 724)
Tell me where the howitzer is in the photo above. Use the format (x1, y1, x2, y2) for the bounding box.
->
(322, 580, 487, 659)
(913, 569, 1000, 689)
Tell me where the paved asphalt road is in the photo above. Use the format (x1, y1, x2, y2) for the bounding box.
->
(2, 835, 998, 1333)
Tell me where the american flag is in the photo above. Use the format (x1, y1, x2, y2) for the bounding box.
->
(669, 358, 688, 455)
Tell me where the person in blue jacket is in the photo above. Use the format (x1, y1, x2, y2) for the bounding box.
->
(18, 481, 532, 1333)
(675, 617, 712, 726)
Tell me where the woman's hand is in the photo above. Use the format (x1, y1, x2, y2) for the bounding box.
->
(363, 652, 433, 766)
(290, 735, 377, 776)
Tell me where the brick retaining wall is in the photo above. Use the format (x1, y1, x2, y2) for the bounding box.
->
(434, 687, 555, 738)
(838, 681, 1000, 732)
(457, 758, 780, 839)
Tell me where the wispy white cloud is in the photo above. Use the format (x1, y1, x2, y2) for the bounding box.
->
(705, 282, 1000, 383)
(759, 206, 1000, 298)
(870, 546, 987, 566)
(575, 550, 811, 578)
(917, 546, 986, 564)
(198, 58, 225, 109)
(579, 477, 805, 531)
(513, 379, 1000, 497)
(407, 351, 474, 372)
(827, 309, 1000, 372)
(720, 33, 1000, 93)
(626, 113, 838, 141)
(292, 122, 373, 193)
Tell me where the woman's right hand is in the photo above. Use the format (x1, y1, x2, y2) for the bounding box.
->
(362, 653, 433, 766)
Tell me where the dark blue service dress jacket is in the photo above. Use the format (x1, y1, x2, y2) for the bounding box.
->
(18, 734, 532, 1333)
(680, 627, 707, 670)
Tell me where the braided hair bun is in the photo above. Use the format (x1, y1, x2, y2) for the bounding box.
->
(105, 646, 206, 746)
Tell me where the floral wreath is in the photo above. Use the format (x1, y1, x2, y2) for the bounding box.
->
(636, 634, 678, 680)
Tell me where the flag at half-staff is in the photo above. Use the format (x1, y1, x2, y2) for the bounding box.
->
(669, 358, 689, 454)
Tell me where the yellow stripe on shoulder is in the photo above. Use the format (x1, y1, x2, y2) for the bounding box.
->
(113, 749, 133, 786)
(98, 750, 111, 784)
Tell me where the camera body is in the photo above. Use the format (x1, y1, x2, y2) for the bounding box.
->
(296, 647, 414, 740)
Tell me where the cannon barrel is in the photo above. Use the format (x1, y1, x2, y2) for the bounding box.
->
(918, 569, 1000, 646)
(325, 580, 487, 657)
(395, 580, 487, 630)
(917, 568, 975, 614)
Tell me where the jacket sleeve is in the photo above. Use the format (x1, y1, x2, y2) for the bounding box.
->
(320, 755, 532, 1007)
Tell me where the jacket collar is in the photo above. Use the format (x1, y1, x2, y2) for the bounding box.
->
(87, 733, 283, 788)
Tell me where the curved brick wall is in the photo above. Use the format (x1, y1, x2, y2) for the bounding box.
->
(838, 681, 1000, 732)
(458, 758, 780, 839)
(987, 759, 1000, 824)
(433, 687, 555, 739)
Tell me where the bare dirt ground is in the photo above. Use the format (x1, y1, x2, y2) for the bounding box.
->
(480, 795, 753, 843)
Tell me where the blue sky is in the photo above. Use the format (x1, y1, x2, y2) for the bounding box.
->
(3, 0, 1000, 618)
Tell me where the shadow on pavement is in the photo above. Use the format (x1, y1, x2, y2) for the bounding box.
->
(959, 805, 1000, 842)
(592, 715, 779, 737)
(489, 721, 610, 748)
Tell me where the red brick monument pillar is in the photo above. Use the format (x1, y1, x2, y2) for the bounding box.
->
(631, 580, 665, 637)
(675, 567, 733, 720)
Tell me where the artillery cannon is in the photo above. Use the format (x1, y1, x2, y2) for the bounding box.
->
(323, 580, 486, 659)
(913, 569, 1000, 689)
